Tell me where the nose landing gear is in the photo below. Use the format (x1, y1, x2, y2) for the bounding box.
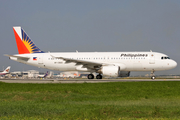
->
(151, 76, 156, 80)
(151, 70, 156, 80)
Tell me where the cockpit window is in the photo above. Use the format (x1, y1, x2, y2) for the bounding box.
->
(161, 56, 170, 60)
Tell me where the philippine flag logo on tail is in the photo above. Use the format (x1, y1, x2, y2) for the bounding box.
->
(13, 26, 44, 54)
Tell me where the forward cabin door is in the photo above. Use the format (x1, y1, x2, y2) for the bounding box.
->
(38, 54, 43, 65)
(149, 53, 155, 64)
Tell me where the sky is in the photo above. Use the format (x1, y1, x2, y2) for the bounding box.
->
(0, 0, 180, 76)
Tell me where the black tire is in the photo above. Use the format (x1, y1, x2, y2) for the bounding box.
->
(96, 74, 102, 79)
(88, 74, 94, 79)
(151, 76, 155, 80)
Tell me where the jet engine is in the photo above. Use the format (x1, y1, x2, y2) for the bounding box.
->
(100, 66, 120, 77)
(99, 66, 130, 77)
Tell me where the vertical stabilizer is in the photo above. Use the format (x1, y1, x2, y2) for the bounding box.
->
(44, 71, 49, 77)
(2, 66, 11, 73)
(13, 26, 44, 54)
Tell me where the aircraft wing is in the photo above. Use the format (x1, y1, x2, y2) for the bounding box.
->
(51, 55, 109, 70)
(4, 54, 30, 61)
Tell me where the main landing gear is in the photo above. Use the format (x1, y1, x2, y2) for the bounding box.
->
(87, 74, 94, 79)
(87, 74, 102, 79)
(151, 70, 156, 80)
(96, 74, 102, 79)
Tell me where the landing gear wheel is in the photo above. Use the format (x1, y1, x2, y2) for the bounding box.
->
(96, 74, 102, 79)
(151, 76, 156, 80)
(150, 70, 156, 80)
(87, 74, 94, 79)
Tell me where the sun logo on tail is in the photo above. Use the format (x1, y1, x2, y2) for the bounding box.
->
(13, 26, 44, 54)
(21, 29, 43, 53)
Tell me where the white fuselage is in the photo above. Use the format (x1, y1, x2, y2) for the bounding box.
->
(10, 52, 177, 72)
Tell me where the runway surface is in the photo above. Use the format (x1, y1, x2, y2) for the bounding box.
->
(0, 78, 180, 83)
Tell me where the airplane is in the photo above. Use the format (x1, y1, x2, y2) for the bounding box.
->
(5, 26, 177, 80)
(38, 71, 49, 78)
(0, 66, 11, 75)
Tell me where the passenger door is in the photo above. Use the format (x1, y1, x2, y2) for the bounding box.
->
(149, 54, 155, 64)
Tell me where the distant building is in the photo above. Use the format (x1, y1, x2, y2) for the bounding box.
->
(10, 70, 54, 79)
(11, 70, 39, 78)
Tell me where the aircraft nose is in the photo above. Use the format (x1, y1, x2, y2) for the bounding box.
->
(171, 60, 177, 68)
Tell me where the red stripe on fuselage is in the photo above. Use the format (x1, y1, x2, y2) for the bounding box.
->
(13, 28, 30, 54)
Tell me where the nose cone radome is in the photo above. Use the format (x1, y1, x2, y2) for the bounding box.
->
(170, 60, 177, 69)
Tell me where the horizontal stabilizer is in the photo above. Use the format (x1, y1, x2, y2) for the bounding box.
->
(4, 54, 30, 61)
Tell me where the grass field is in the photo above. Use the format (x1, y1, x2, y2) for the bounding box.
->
(0, 81, 180, 120)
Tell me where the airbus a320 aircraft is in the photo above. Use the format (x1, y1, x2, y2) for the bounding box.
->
(5, 27, 177, 79)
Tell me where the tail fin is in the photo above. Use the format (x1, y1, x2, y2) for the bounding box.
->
(2, 66, 11, 73)
(44, 71, 49, 77)
(13, 26, 44, 54)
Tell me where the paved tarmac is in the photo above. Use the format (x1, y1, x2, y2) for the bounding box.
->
(0, 78, 180, 83)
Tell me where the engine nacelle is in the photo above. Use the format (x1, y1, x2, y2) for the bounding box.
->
(99, 66, 130, 77)
(119, 71, 130, 77)
(100, 66, 120, 77)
